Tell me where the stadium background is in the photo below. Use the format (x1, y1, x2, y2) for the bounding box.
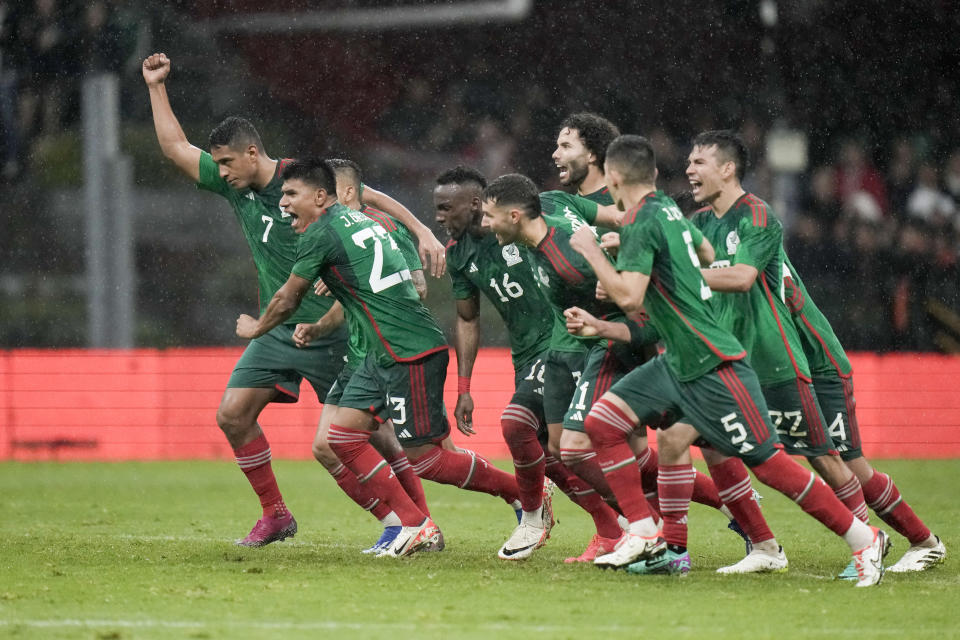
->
(1, 0, 959, 461)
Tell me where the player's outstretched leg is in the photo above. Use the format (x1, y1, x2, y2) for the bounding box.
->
(544, 454, 624, 562)
(499, 404, 553, 560)
(582, 400, 665, 570)
(409, 444, 522, 512)
(751, 450, 888, 587)
(233, 433, 297, 547)
(852, 458, 945, 572)
(219, 388, 297, 548)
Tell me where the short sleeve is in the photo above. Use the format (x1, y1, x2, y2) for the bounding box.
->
(735, 217, 781, 270)
(449, 263, 477, 300)
(569, 194, 599, 225)
(196, 151, 231, 197)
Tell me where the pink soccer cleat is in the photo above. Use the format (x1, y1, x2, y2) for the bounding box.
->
(235, 513, 298, 548)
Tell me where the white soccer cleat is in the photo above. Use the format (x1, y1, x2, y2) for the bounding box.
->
(378, 518, 441, 558)
(888, 536, 946, 573)
(716, 546, 788, 574)
(498, 521, 548, 560)
(593, 531, 666, 570)
(852, 527, 888, 587)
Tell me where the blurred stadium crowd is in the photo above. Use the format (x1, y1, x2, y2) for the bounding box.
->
(1, 0, 958, 351)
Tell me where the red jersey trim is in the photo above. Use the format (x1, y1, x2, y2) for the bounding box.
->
(759, 278, 811, 383)
(362, 206, 397, 232)
(538, 228, 585, 283)
(798, 313, 853, 379)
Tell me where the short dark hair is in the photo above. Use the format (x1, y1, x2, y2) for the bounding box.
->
(693, 130, 749, 181)
(436, 165, 487, 190)
(208, 116, 264, 152)
(560, 113, 620, 172)
(280, 157, 337, 195)
(482, 174, 541, 219)
(606, 135, 657, 185)
(327, 158, 362, 188)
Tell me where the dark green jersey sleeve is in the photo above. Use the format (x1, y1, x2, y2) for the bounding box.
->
(735, 215, 781, 270)
(196, 151, 232, 198)
(540, 190, 599, 225)
(449, 261, 478, 300)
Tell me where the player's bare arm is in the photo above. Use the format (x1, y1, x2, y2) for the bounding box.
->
(236, 274, 312, 339)
(594, 204, 625, 229)
(452, 294, 481, 435)
(568, 225, 650, 315)
(142, 53, 202, 182)
(563, 306, 631, 342)
(701, 262, 757, 293)
(410, 269, 428, 300)
(362, 186, 447, 278)
(292, 301, 345, 348)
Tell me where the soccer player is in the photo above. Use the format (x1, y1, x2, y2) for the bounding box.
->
(236, 158, 524, 556)
(687, 131, 874, 570)
(552, 112, 620, 205)
(436, 165, 629, 560)
(142, 52, 446, 547)
(293, 158, 431, 554)
(566, 134, 887, 587)
(782, 255, 946, 573)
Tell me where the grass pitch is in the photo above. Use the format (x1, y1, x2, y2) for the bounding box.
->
(1, 459, 956, 639)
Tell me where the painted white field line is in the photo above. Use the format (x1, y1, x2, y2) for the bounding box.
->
(0, 618, 933, 636)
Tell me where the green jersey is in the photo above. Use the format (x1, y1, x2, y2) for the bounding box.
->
(580, 186, 614, 206)
(529, 213, 624, 350)
(196, 152, 335, 325)
(692, 194, 811, 385)
(617, 191, 745, 381)
(340, 205, 424, 364)
(782, 256, 853, 377)
(447, 231, 551, 369)
(291, 202, 446, 366)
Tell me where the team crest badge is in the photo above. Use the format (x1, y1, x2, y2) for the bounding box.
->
(537, 266, 550, 286)
(726, 231, 740, 255)
(502, 243, 523, 266)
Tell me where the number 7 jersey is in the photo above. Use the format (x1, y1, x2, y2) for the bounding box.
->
(291, 203, 447, 367)
(195, 151, 335, 325)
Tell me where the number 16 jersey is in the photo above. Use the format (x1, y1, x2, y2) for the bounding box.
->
(447, 230, 551, 370)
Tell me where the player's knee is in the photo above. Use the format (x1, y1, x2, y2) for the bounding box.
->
(583, 410, 619, 448)
(311, 438, 340, 468)
(216, 404, 251, 441)
(501, 412, 537, 448)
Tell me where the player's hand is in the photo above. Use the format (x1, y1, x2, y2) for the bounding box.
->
(313, 278, 331, 296)
(564, 306, 600, 337)
(599, 231, 620, 256)
(142, 53, 171, 86)
(235, 314, 260, 339)
(292, 322, 322, 347)
(416, 228, 447, 278)
(568, 226, 600, 257)
(454, 393, 475, 436)
(595, 281, 609, 300)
